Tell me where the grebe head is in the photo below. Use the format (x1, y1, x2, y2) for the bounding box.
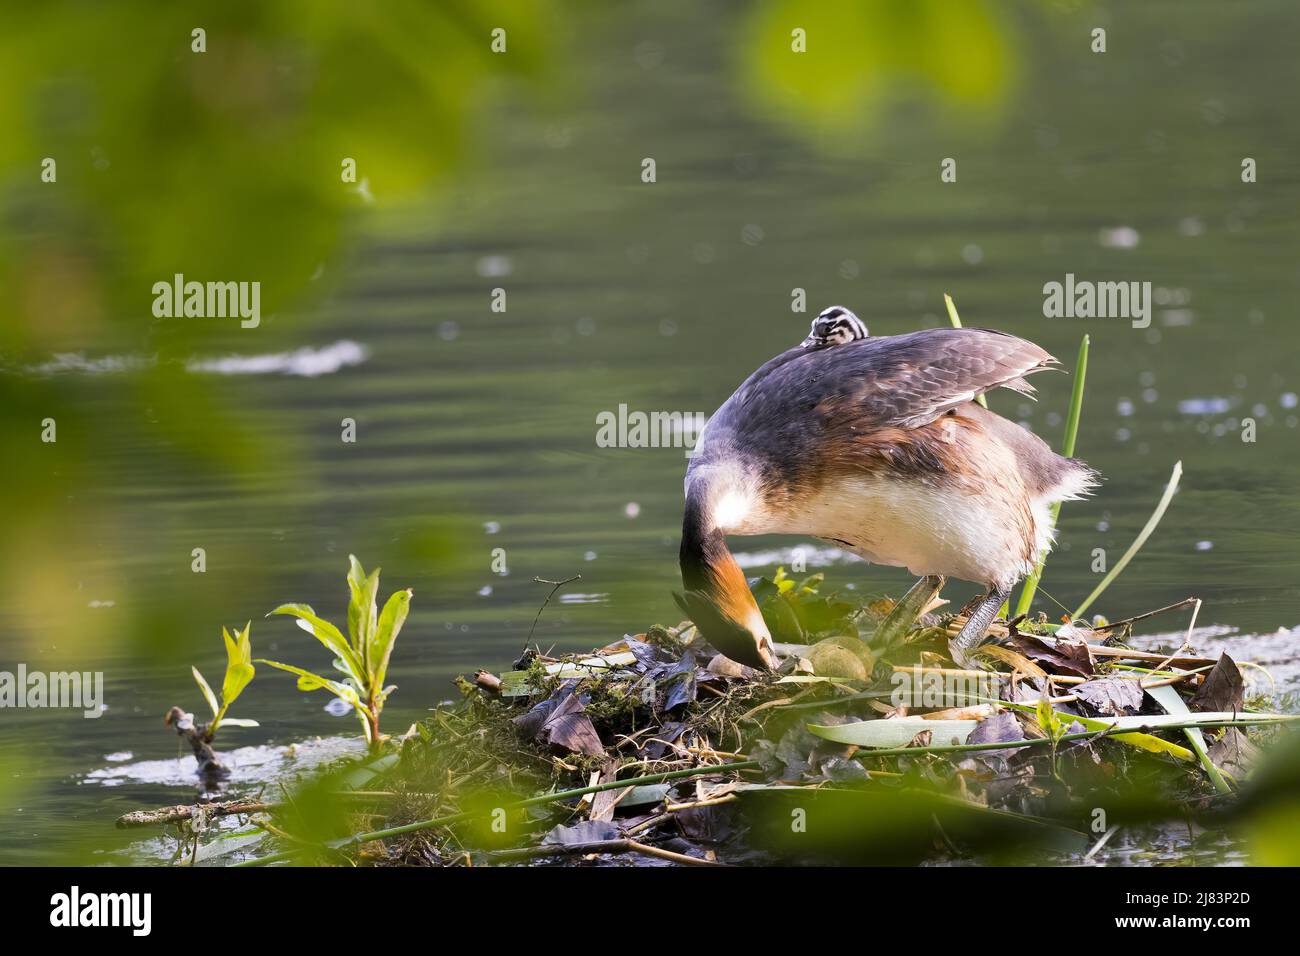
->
(677, 473, 780, 671)
(801, 305, 868, 348)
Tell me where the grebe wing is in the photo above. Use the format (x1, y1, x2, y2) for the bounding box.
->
(858, 328, 1057, 428)
(746, 328, 1058, 433)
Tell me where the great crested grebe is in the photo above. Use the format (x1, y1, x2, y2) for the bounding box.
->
(678, 305, 1097, 671)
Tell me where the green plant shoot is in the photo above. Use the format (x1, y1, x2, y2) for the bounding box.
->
(1035, 694, 1070, 776)
(259, 556, 412, 750)
(191, 622, 258, 739)
(1015, 333, 1089, 618)
(1035, 695, 1066, 743)
(943, 294, 988, 409)
(1071, 461, 1182, 620)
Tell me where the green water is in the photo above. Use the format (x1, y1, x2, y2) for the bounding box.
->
(2, 1, 1299, 865)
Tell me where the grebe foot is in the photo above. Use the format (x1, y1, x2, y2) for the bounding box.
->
(950, 584, 1011, 651)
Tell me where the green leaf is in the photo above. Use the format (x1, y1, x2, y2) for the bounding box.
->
(808, 717, 980, 749)
(224, 621, 253, 668)
(222, 662, 255, 708)
(218, 718, 260, 728)
(346, 556, 380, 653)
(369, 588, 412, 690)
(268, 604, 364, 685)
(1146, 683, 1232, 794)
(1073, 718, 1194, 760)
(221, 625, 256, 706)
(192, 666, 220, 718)
(998, 698, 1200, 761)
(1035, 695, 1052, 735)
(359, 570, 380, 650)
(256, 659, 361, 707)
(1036, 695, 1064, 742)
(823, 692, 1291, 763)
(762, 590, 805, 642)
(346, 554, 367, 602)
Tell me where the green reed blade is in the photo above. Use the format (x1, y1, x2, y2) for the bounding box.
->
(1072, 460, 1182, 621)
(1015, 334, 1089, 619)
(943, 294, 987, 409)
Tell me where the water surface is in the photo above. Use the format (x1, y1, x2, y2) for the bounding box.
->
(2, 2, 1298, 865)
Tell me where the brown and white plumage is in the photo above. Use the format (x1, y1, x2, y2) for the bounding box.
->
(679, 306, 1098, 671)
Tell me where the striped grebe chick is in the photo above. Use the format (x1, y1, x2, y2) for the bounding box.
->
(679, 305, 1098, 671)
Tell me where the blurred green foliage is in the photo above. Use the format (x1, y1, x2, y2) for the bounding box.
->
(0, 1, 555, 355)
(0, 1, 554, 658)
(739, 0, 1014, 146)
(751, 567, 858, 643)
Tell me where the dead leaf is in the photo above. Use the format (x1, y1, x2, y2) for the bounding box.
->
(588, 760, 626, 822)
(1207, 727, 1259, 778)
(977, 644, 1048, 679)
(675, 803, 736, 843)
(1190, 653, 1245, 714)
(642, 721, 686, 760)
(925, 704, 997, 721)
(707, 654, 756, 679)
(817, 755, 871, 782)
(513, 680, 605, 757)
(965, 712, 1026, 765)
(662, 651, 697, 712)
(542, 820, 621, 846)
(1073, 677, 1144, 716)
(1011, 636, 1095, 678)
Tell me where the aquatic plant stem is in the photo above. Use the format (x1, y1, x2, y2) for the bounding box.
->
(527, 574, 581, 644)
(943, 294, 987, 410)
(1072, 460, 1182, 620)
(851, 717, 1291, 760)
(231, 759, 760, 867)
(365, 702, 381, 753)
(487, 837, 719, 866)
(1016, 334, 1089, 618)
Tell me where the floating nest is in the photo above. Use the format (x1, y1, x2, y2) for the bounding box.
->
(123, 570, 1296, 866)
(353, 571, 1294, 867)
